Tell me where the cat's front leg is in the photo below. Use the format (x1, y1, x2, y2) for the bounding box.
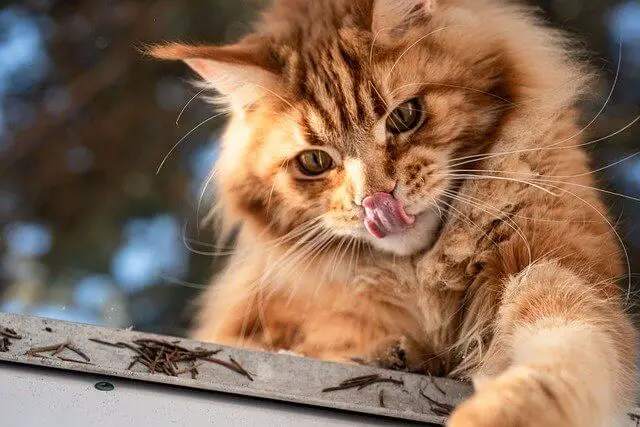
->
(448, 261, 636, 427)
(191, 260, 307, 352)
(290, 313, 398, 364)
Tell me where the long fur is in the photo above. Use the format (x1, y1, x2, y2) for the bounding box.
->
(152, 1, 637, 425)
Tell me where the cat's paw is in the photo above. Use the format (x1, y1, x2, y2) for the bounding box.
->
(358, 336, 410, 370)
(447, 367, 573, 427)
(351, 336, 445, 375)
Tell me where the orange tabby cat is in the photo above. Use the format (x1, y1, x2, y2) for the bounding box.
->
(152, 0, 637, 425)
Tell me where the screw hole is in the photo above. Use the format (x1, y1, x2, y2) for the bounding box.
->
(94, 381, 115, 391)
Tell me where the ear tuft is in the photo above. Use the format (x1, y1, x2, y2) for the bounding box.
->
(372, 0, 438, 35)
(149, 43, 282, 108)
(148, 43, 196, 60)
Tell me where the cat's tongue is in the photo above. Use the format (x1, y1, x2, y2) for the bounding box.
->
(362, 193, 415, 239)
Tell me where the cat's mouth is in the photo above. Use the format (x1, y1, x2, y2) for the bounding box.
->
(362, 192, 415, 239)
(356, 183, 461, 256)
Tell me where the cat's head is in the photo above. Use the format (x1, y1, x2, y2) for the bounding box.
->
(152, 0, 588, 256)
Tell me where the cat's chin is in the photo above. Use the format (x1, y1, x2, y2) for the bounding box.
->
(361, 207, 443, 257)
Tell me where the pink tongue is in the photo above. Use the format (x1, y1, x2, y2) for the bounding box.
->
(362, 193, 415, 239)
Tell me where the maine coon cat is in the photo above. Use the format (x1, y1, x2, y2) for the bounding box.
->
(152, 0, 637, 425)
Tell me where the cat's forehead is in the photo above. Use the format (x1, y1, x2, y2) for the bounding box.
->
(277, 33, 388, 147)
(258, 1, 454, 146)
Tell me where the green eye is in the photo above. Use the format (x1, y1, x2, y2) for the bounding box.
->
(386, 98, 423, 134)
(296, 150, 335, 176)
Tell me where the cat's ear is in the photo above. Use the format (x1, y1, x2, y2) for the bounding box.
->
(150, 43, 281, 107)
(372, 0, 438, 35)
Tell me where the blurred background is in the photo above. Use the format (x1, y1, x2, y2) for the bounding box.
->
(0, 0, 638, 338)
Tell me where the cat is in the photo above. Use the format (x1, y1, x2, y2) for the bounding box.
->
(151, 0, 637, 425)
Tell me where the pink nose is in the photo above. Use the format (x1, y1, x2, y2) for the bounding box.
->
(362, 192, 415, 239)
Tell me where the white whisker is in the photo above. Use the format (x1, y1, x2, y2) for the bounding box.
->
(443, 173, 560, 196)
(160, 274, 208, 290)
(445, 114, 640, 170)
(385, 25, 461, 84)
(157, 112, 226, 175)
(176, 86, 209, 126)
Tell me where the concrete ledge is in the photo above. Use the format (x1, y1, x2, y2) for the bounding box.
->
(0, 312, 470, 425)
(3, 312, 640, 426)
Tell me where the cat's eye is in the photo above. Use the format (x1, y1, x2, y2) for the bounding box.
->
(296, 150, 335, 176)
(386, 98, 423, 135)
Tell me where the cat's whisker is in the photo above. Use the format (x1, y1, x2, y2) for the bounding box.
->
(314, 237, 342, 285)
(385, 25, 462, 85)
(428, 195, 444, 219)
(297, 235, 357, 325)
(264, 218, 327, 250)
(286, 232, 337, 306)
(202, 199, 227, 231)
(329, 236, 349, 279)
(159, 274, 209, 290)
(156, 111, 227, 175)
(441, 189, 533, 265)
(545, 41, 623, 150)
(181, 219, 239, 258)
(511, 71, 595, 110)
(280, 113, 315, 134)
(444, 175, 632, 301)
(529, 182, 633, 300)
(281, 230, 332, 278)
(220, 217, 327, 276)
(261, 226, 329, 286)
(369, 81, 390, 113)
(333, 236, 354, 281)
(197, 169, 219, 226)
(182, 238, 237, 257)
(355, 240, 363, 275)
(266, 159, 290, 216)
(351, 238, 363, 279)
(440, 150, 640, 180)
(184, 212, 313, 261)
(249, 215, 325, 253)
(369, 26, 394, 66)
(253, 83, 296, 110)
(441, 170, 640, 203)
(182, 236, 236, 250)
(347, 236, 359, 281)
(275, 233, 333, 302)
(522, 176, 640, 203)
(261, 238, 326, 279)
(440, 188, 594, 224)
(444, 114, 640, 170)
(267, 228, 325, 268)
(390, 81, 514, 105)
(176, 86, 209, 126)
(437, 197, 501, 249)
(442, 173, 560, 196)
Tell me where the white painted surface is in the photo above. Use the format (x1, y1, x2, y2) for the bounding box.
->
(0, 364, 421, 427)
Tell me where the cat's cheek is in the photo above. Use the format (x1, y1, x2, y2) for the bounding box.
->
(395, 172, 449, 218)
(393, 147, 450, 213)
(321, 179, 363, 230)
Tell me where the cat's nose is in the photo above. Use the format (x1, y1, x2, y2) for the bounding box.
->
(361, 192, 415, 239)
(356, 182, 398, 207)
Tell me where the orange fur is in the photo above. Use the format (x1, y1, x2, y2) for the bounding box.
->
(152, 0, 637, 425)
